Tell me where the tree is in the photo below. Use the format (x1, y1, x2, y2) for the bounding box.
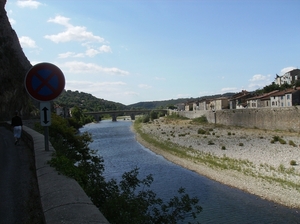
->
(150, 110, 158, 121)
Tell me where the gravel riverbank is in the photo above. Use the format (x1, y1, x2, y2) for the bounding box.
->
(132, 117, 300, 209)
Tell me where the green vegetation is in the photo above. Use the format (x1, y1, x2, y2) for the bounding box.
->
(271, 136, 286, 144)
(35, 113, 202, 224)
(289, 140, 297, 147)
(54, 89, 126, 111)
(290, 160, 297, 166)
(197, 128, 207, 135)
(192, 115, 208, 124)
(166, 112, 189, 120)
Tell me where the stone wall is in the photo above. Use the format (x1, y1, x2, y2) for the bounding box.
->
(175, 106, 300, 132)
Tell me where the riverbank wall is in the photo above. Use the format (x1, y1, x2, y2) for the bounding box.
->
(174, 106, 300, 132)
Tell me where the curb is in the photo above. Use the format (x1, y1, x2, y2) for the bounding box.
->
(22, 125, 110, 224)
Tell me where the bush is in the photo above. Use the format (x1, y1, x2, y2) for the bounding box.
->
(271, 136, 286, 144)
(208, 140, 214, 145)
(197, 128, 207, 135)
(289, 140, 297, 147)
(192, 115, 208, 124)
(290, 160, 297, 166)
(221, 146, 226, 150)
(238, 143, 244, 147)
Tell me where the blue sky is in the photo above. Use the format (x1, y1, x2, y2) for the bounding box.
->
(5, 0, 300, 105)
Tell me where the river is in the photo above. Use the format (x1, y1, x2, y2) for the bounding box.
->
(80, 120, 300, 224)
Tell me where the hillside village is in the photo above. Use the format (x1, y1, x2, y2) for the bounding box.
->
(179, 68, 300, 112)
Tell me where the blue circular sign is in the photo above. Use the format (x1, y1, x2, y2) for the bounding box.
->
(25, 62, 65, 101)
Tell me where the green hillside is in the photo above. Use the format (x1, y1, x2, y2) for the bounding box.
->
(54, 90, 236, 111)
(54, 90, 127, 112)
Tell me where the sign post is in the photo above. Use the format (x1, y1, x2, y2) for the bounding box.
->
(25, 62, 65, 151)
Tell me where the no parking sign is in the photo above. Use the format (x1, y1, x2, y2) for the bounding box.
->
(25, 62, 65, 151)
(25, 62, 65, 102)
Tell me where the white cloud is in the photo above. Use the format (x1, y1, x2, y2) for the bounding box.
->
(99, 45, 112, 53)
(19, 36, 37, 48)
(221, 87, 239, 92)
(280, 67, 297, 75)
(62, 61, 129, 76)
(85, 48, 99, 57)
(248, 74, 272, 90)
(58, 52, 85, 58)
(138, 84, 152, 89)
(154, 77, 166, 81)
(16, 0, 42, 9)
(45, 15, 105, 43)
(65, 80, 130, 102)
(67, 80, 126, 89)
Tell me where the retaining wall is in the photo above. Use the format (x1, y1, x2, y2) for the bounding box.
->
(21, 125, 110, 224)
(176, 106, 300, 132)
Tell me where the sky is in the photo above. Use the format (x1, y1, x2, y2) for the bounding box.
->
(5, 0, 300, 105)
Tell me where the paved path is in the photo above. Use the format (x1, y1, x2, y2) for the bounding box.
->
(0, 125, 44, 223)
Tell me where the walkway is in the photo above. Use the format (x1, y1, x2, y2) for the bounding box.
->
(0, 124, 44, 223)
(0, 122, 109, 224)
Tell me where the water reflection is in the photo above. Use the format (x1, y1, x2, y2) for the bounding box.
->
(80, 120, 300, 223)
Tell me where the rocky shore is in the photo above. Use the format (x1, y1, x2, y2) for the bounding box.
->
(133, 117, 300, 209)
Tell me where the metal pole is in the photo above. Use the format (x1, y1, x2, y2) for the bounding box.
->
(44, 126, 49, 151)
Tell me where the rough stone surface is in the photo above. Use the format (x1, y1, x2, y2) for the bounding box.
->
(0, 0, 33, 119)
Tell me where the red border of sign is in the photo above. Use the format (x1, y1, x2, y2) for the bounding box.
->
(25, 62, 65, 101)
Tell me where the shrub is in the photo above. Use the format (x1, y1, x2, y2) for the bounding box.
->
(290, 160, 297, 166)
(221, 146, 226, 150)
(289, 140, 297, 147)
(238, 143, 244, 147)
(278, 138, 286, 144)
(198, 128, 207, 135)
(208, 140, 214, 145)
(228, 132, 231, 136)
(192, 115, 208, 124)
(271, 135, 286, 144)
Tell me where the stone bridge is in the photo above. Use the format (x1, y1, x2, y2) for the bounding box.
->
(84, 109, 168, 121)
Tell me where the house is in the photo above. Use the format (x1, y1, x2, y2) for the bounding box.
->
(229, 90, 253, 109)
(274, 69, 300, 86)
(247, 90, 279, 108)
(175, 103, 185, 111)
(198, 99, 208, 110)
(269, 88, 300, 107)
(185, 101, 194, 111)
(206, 97, 229, 111)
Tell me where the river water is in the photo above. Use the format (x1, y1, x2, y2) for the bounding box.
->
(80, 120, 300, 224)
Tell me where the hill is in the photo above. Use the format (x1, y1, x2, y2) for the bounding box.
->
(127, 92, 235, 109)
(54, 90, 127, 112)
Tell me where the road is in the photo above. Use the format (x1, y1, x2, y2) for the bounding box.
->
(0, 125, 44, 224)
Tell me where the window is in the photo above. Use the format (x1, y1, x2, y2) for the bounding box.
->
(287, 94, 290, 99)
(281, 96, 283, 100)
